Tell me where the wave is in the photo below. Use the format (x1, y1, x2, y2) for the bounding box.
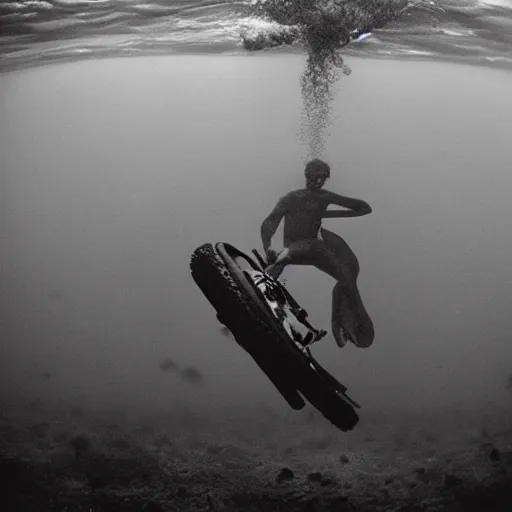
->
(1, 0, 512, 71)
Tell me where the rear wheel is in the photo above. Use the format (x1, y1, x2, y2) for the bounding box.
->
(294, 370, 359, 431)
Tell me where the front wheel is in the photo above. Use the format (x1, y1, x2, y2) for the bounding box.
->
(191, 243, 306, 411)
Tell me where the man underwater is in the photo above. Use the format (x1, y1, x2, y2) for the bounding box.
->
(260, 159, 374, 348)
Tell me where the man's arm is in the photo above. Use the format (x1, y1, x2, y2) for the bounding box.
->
(322, 191, 372, 218)
(260, 195, 289, 252)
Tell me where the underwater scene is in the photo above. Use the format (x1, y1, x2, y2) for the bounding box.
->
(1, 0, 512, 510)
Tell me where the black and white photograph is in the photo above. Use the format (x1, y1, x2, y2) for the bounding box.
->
(1, 1, 512, 510)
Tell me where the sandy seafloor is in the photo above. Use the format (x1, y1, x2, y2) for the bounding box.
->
(1, 398, 512, 512)
(2, 54, 512, 511)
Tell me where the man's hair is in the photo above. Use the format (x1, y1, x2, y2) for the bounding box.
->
(304, 159, 330, 179)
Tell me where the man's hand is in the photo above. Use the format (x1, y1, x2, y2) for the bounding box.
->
(265, 247, 278, 265)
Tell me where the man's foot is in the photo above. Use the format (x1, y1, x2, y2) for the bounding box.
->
(333, 323, 357, 348)
(334, 332, 347, 348)
(343, 324, 358, 345)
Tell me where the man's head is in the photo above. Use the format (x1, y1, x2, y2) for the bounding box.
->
(305, 159, 330, 189)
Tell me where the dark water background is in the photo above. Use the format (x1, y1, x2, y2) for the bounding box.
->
(2, 54, 512, 418)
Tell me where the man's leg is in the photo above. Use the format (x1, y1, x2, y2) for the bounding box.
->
(331, 282, 349, 347)
(320, 228, 359, 278)
(265, 238, 374, 348)
(265, 240, 325, 279)
(332, 280, 374, 348)
(319, 229, 374, 348)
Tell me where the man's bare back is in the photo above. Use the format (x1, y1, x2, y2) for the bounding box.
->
(260, 159, 374, 348)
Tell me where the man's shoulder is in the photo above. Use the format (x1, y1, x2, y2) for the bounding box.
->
(279, 189, 302, 202)
(280, 189, 332, 202)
